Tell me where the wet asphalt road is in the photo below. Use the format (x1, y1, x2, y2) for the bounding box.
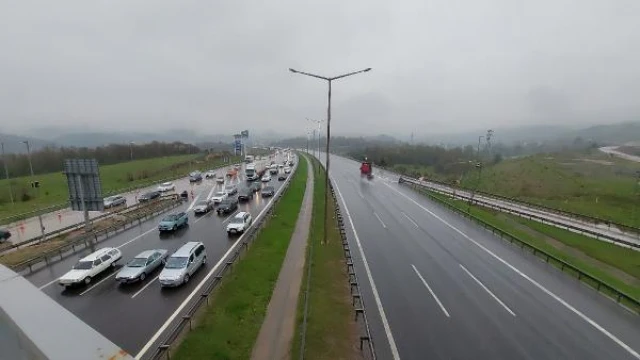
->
(25, 152, 296, 356)
(316, 152, 640, 360)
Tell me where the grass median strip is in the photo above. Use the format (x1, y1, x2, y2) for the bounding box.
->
(171, 157, 308, 360)
(292, 156, 361, 360)
(420, 188, 640, 306)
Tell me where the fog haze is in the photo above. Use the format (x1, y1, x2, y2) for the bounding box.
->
(1, 0, 639, 138)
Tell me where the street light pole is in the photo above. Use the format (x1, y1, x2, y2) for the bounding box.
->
(23, 141, 46, 241)
(129, 142, 134, 161)
(1, 141, 14, 205)
(290, 67, 372, 244)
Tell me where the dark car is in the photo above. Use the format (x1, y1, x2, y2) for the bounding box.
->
(288, 161, 294, 166)
(217, 198, 239, 215)
(139, 191, 161, 203)
(237, 188, 254, 202)
(249, 182, 261, 193)
(0, 228, 11, 242)
(225, 185, 238, 196)
(189, 171, 203, 183)
(261, 186, 275, 197)
(278, 174, 287, 181)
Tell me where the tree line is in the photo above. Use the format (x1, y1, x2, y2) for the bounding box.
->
(0, 141, 201, 178)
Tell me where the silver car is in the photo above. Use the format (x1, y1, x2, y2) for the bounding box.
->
(115, 249, 169, 284)
(159, 242, 206, 287)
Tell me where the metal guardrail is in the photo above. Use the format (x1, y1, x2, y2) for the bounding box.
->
(399, 177, 640, 250)
(4, 196, 185, 274)
(0, 156, 238, 226)
(400, 180, 640, 314)
(145, 158, 300, 360)
(341, 154, 640, 236)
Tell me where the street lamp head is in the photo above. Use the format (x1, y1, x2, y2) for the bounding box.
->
(364, 68, 372, 72)
(289, 68, 298, 73)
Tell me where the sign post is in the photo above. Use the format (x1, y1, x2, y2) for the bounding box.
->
(63, 159, 104, 233)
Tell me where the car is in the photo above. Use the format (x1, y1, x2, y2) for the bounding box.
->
(211, 191, 228, 204)
(284, 167, 291, 174)
(157, 182, 176, 192)
(249, 182, 261, 193)
(225, 184, 238, 195)
(103, 195, 126, 208)
(159, 242, 207, 287)
(205, 170, 216, 179)
(226, 211, 253, 235)
(193, 199, 214, 214)
(0, 228, 11, 243)
(234, 164, 242, 170)
(158, 212, 189, 232)
(189, 171, 203, 183)
(58, 248, 122, 287)
(269, 166, 278, 174)
(115, 249, 169, 284)
(261, 186, 275, 197)
(278, 164, 284, 168)
(138, 190, 161, 203)
(261, 174, 271, 182)
(237, 188, 254, 201)
(289, 161, 294, 166)
(278, 174, 287, 181)
(216, 176, 225, 184)
(217, 197, 239, 215)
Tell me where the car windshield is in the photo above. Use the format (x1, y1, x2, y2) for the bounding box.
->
(73, 261, 93, 270)
(215, 192, 225, 196)
(127, 257, 148, 267)
(163, 214, 178, 221)
(231, 217, 245, 224)
(165, 257, 188, 269)
(196, 201, 208, 206)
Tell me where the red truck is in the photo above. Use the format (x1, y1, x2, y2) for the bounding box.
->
(360, 160, 373, 180)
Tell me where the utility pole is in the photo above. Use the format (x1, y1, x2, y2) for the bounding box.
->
(129, 142, 134, 161)
(1, 141, 14, 205)
(23, 141, 46, 241)
(290, 67, 372, 244)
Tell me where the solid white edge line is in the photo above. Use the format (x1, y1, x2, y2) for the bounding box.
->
(79, 272, 117, 296)
(373, 212, 387, 229)
(333, 181, 401, 360)
(411, 264, 451, 318)
(459, 264, 516, 317)
(135, 161, 292, 360)
(384, 181, 640, 359)
(131, 275, 160, 299)
(400, 211, 419, 229)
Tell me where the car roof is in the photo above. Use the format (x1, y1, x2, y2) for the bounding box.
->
(80, 247, 117, 261)
(134, 249, 163, 258)
(162, 182, 172, 185)
(172, 242, 204, 257)
(235, 211, 249, 218)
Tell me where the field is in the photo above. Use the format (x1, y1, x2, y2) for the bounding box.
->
(0, 154, 237, 223)
(171, 156, 308, 360)
(391, 149, 640, 227)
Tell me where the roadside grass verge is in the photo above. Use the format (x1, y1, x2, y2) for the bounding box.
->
(171, 156, 308, 360)
(291, 156, 360, 360)
(0, 154, 239, 222)
(421, 189, 640, 306)
(0, 198, 178, 268)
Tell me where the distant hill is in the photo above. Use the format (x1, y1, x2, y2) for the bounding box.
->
(0, 133, 56, 154)
(572, 122, 640, 145)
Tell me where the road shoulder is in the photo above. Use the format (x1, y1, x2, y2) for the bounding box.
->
(251, 156, 314, 360)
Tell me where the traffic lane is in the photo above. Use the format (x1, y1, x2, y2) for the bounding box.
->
(371, 180, 637, 360)
(337, 175, 540, 359)
(38, 178, 285, 355)
(379, 179, 640, 358)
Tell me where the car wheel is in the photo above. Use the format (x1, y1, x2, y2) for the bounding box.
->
(202, 256, 207, 265)
(139, 273, 146, 281)
(110, 261, 116, 268)
(84, 277, 92, 285)
(183, 274, 190, 284)
(173, 225, 177, 231)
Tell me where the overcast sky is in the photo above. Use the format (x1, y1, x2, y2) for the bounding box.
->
(1, 0, 640, 138)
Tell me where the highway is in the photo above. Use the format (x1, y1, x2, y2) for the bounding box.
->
(24, 152, 295, 357)
(3, 162, 237, 246)
(314, 151, 640, 360)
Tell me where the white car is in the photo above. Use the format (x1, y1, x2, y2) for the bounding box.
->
(261, 174, 272, 182)
(226, 211, 253, 235)
(216, 176, 225, 184)
(284, 166, 291, 174)
(211, 191, 228, 203)
(59, 248, 122, 288)
(158, 182, 176, 192)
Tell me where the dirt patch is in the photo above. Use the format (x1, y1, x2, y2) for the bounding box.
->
(576, 158, 614, 166)
(497, 214, 640, 287)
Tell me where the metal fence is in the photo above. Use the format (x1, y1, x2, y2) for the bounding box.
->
(145, 160, 300, 360)
(400, 180, 640, 314)
(6, 196, 184, 274)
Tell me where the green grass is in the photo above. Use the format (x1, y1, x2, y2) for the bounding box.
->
(171, 155, 308, 360)
(291, 156, 359, 360)
(422, 189, 640, 305)
(0, 154, 238, 223)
